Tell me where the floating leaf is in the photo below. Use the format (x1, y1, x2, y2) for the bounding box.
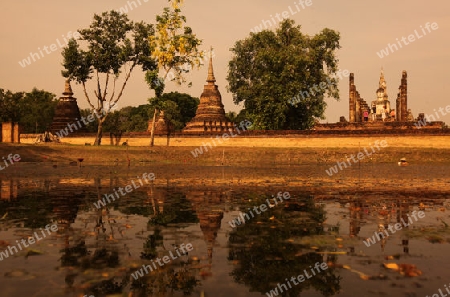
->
(384, 263, 422, 277)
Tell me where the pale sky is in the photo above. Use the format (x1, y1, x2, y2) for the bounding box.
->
(1, 0, 449, 123)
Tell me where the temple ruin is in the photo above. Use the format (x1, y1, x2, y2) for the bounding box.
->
(315, 69, 444, 131)
(147, 110, 171, 134)
(50, 80, 86, 134)
(396, 71, 408, 122)
(183, 52, 233, 133)
(349, 69, 404, 123)
(0, 122, 20, 143)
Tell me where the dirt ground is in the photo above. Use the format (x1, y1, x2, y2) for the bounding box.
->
(19, 134, 450, 148)
(1, 135, 450, 197)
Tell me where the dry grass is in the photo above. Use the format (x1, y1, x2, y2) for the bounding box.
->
(3, 135, 450, 167)
(20, 135, 450, 149)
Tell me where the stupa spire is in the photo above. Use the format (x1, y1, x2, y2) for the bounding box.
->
(206, 47, 216, 83)
(63, 79, 73, 97)
(379, 68, 386, 89)
(183, 48, 234, 133)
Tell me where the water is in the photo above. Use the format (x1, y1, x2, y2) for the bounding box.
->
(0, 177, 449, 297)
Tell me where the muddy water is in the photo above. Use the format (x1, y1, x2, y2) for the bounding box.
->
(0, 176, 449, 297)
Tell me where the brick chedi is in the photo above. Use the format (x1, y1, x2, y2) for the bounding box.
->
(50, 80, 86, 133)
(183, 53, 233, 133)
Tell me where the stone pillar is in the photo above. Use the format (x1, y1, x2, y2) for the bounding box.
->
(396, 71, 408, 122)
(355, 91, 361, 122)
(396, 91, 401, 121)
(400, 71, 407, 122)
(13, 122, 20, 143)
(349, 73, 356, 122)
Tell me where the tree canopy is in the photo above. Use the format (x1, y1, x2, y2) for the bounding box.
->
(61, 10, 157, 145)
(148, 91, 199, 145)
(227, 19, 341, 130)
(0, 88, 57, 133)
(80, 91, 198, 137)
(148, 92, 199, 127)
(146, 0, 203, 146)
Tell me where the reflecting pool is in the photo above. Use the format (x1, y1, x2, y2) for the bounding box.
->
(0, 176, 449, 297)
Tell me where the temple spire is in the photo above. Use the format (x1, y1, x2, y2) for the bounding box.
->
(206, 47, 216, 83)
(379, 68, 386, 89)
(63, 79, 73, 97)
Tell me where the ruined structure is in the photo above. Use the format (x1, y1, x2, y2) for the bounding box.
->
(314, 69, 445, 131)
(371, 69, 391, 118)
(348, 73, 369, 122)
(50, 80, 85, 134)
(349, 70, 404, 123)
(0, 122, 20, 143)
(147, 110, 171, 134)
(183, 53, 233, 133)
(396, 71, 408, 122)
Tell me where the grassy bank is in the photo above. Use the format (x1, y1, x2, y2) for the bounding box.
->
(1, 135, 450, 166)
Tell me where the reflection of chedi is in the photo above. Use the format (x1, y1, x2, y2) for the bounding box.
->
(183, 50, 234, 133)
(186, 191, 224, 264)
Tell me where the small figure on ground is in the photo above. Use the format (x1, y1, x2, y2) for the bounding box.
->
(398, 158, 409, 166)
(363, 110, 369, 122)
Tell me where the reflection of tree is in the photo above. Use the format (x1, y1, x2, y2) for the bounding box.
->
(130, 265, 199, 296)
(228, 196, 341, 296)
(57, 177, 127, 296)
(148, 192, 199, 226)
(0, 181, 65, 231)
(129, 189, 200, 295)
(141, 229, 163, 259)
(132, 228, 198, 295)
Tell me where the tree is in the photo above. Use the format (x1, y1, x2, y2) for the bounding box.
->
(227, 19, 341, 130)
(0, 88, 57, 133)
(80, 108, 98, 132)
(61, 10, 157, 145)
(147, 92, 199, 146)
(20, 89, 58, 133)
(103, 105, 150, 133)
(149, 92, 199, 127)
(146, 0, 203, 146)
(225, 111, 237, 123)
(0, 89, 23, 123)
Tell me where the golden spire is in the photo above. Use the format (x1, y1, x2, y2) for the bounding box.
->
(206, 46, 216, 83)
(63, 79, 73, 96)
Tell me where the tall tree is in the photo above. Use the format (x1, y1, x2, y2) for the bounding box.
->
(61, 11, 157, 145)
(146, 0, 203, 146)
(227, 20, 341, 130)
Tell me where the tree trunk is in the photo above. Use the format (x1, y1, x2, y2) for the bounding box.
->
(150, 108, 158, 147)
(166, 122, 171, 147)
(94, 121, 103, 146)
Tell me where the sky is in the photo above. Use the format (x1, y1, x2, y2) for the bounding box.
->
(0, 0, 449, 123)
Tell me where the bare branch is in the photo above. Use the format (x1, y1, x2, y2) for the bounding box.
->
(113, 61, 136, 106)
(96, 70, 102, 101)
(82, 82, 96, 110)
(108, 77, 117, 103)
(102, 72, 110, 101)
